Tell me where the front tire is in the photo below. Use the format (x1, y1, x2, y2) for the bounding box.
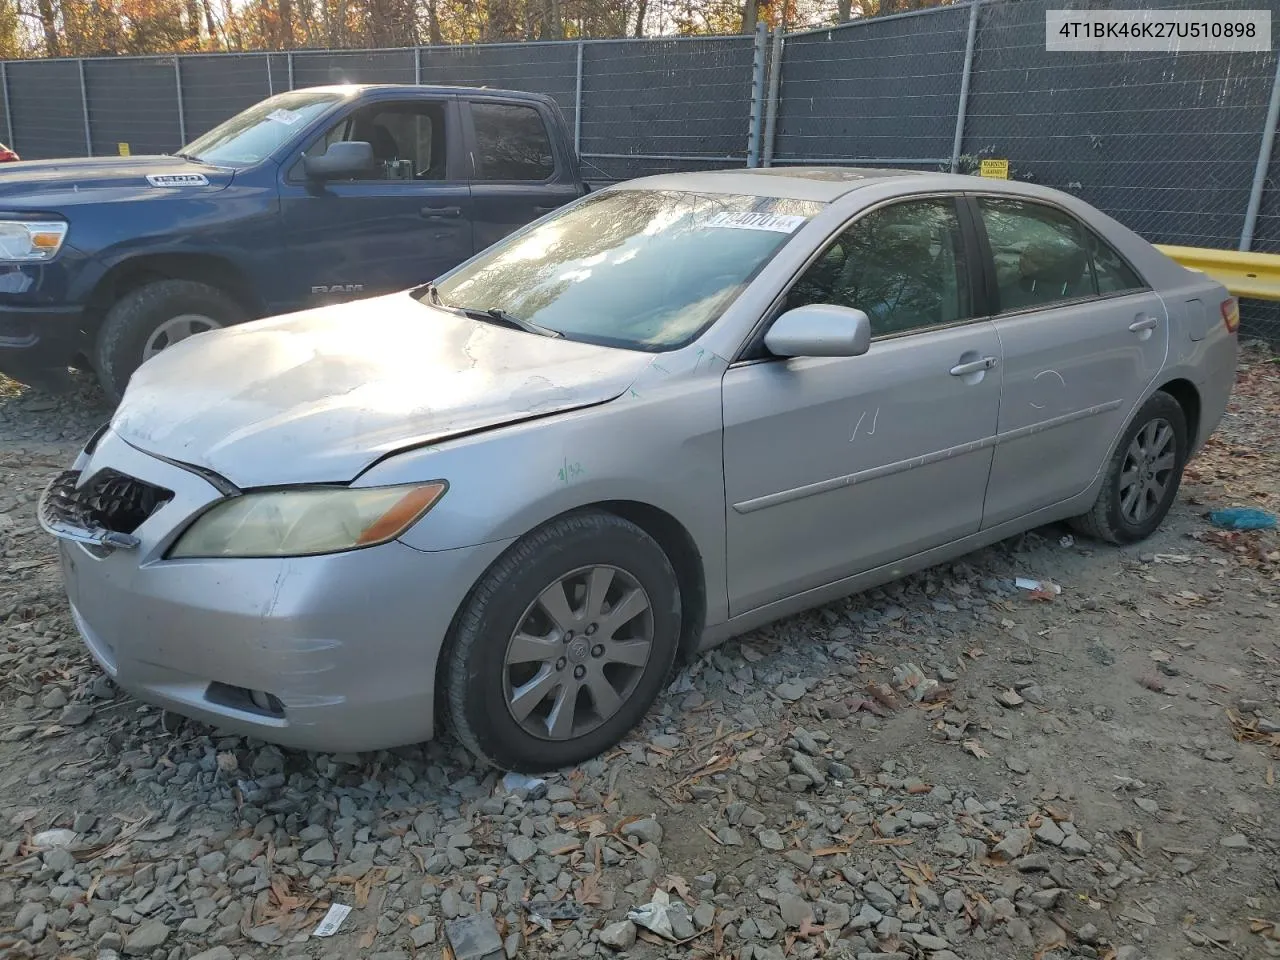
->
(443, 510, 682, 772)
(1070, 391, 1188, 544)
(93, 280, 243, 402)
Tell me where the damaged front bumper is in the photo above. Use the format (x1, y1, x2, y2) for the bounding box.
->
(42, 427, 511, 754)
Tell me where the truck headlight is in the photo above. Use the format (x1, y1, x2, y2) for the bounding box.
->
(168, 481, 447, 559)
(0, 220, 68, 262)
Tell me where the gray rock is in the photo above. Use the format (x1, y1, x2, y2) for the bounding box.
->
(446, 914, 503, 960)
(862, 882, 897, 914)
(693, 903, 716, 929)
(791, 754, 826, 785)
(914, 934, 949, 950)
(441, 889, 466, 919)
(506, 837, 536, 864)
(778, 894, 813, 929)
(1013, 853, 1052, 873)
(59, 704, 94, 726)
(1134, 798, 1159, 815)
(301, 840, 335, 864)
(621, 818, 663, 845)
(189, 949, 235, 960)
(758, 829, 785, 851)
(1034, 821, 1065, 847)
(411, 921, 439, 948)
(1060, 835, 1093, 855)
(935, 834, 969, 858)
(198, 852, 227, 874)
(848, 903, 882, 931)
(992, 828, 1030, 861)
(123, 920, 170, 955)
(942, 890, 966, 913)
(1220, 833, 1249, 849)
(775, 682, 806, 701)
(598, 920, 636, 951)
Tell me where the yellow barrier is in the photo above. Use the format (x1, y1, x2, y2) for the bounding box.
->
(1155, 243, 1280, 302)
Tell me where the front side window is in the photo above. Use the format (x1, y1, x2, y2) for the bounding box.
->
(181, 90, 345, 168)
(471, 102, 556, 181)
(427, 189, 826, 351)
(784, 197, 973, 337)
(309, 101, 449, 181)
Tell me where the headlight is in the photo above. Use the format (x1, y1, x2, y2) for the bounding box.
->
(0, 220, 68, 262)
(168, 481, 447, 559)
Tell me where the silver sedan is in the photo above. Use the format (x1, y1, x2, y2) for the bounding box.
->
(41, 168, 1239, 771)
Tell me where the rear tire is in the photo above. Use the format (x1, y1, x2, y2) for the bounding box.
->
(93, 279, 243, 402)
(443, 510, 682, 773)
(1069, 391, 1188, 545)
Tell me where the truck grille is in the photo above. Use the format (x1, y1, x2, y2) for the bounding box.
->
(42, 468, 173, 536)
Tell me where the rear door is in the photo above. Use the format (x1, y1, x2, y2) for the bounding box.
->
(463, 98, 583, 253)
(968, 194, 1170, 528)
(279, 95, 474, 308)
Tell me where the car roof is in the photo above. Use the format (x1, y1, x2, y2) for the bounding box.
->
(295, 83, 557, 105)
(610, 166, 1025, 203)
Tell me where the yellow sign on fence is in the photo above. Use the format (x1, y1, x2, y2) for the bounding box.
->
(979, 158, 1009, 179)
(117, 142, 131, 157)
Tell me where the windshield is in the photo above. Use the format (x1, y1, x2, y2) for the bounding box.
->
(179, 90, 346, 168)
(427, 189, 826, 351)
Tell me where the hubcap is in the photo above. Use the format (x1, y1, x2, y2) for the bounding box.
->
(502, 564, 654, 741)
(1118, 417, 1176, 526)
(141, 314, 222, 362)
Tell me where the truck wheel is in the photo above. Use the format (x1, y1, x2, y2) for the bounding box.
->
(94, 279, 244, 402)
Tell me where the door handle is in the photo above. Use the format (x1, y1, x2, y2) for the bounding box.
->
(950, 356, 999, 377)
(1129, 316, 1158, 332)
(421, 205, 462, 219)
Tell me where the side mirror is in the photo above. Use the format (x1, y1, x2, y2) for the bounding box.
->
(764, 304, 872, 358)
(303, 141, 375, 180)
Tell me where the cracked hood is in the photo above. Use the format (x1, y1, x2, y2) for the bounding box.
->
(111, 292, 650, 488)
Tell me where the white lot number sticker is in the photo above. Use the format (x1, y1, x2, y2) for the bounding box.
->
(267, 108, 302, 125)
(704, 211, 807, 233)
(146, 173, 210, 187)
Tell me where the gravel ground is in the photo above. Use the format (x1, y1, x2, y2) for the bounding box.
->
(1, 349, 1278, 960)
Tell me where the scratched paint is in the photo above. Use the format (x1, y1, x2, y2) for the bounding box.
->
(850, 407, 880, 441)
(1029, 369, 1067, 411)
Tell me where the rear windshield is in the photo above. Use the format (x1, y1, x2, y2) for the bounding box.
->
(427, 188, 826, 351)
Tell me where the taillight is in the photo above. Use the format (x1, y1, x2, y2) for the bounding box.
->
(1220, 297, 1240, 334)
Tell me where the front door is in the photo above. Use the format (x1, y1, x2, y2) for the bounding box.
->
(722, 196, 1003, 617)
(969, 195, 1170, 528)
(463, 98, 583, 253)
(279, 96, 474, 309)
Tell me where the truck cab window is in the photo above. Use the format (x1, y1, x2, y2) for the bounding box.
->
(470, 102, 555, 181)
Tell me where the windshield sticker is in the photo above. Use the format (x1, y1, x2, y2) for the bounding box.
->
(704, 211, 808, 233)
(146, 173, 210, 187)
(266, 108, 302, 125)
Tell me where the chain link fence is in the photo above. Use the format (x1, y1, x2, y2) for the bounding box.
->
(1, 0, 1279, 339)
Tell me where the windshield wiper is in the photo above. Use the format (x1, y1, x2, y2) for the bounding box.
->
(418, 284, 561, 338)
(469, 307, 562, 338)
(171, 151, 213, 166)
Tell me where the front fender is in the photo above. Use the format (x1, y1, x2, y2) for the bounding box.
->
(358, 371, 730, 625)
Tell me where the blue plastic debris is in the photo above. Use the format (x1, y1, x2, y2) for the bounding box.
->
(1208, 507, 1278, 531)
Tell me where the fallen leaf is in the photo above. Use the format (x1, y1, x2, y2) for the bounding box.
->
(962, 739, 991, 759)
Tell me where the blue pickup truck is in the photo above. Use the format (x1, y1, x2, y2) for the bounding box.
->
(0, 84, 590, 399)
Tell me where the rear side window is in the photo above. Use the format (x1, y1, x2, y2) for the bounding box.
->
(1088, 229, 1145, 294)
(976, 197, 1146, 312)
(471, 102, 555, 182)
(976, 198, 1093, 312)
